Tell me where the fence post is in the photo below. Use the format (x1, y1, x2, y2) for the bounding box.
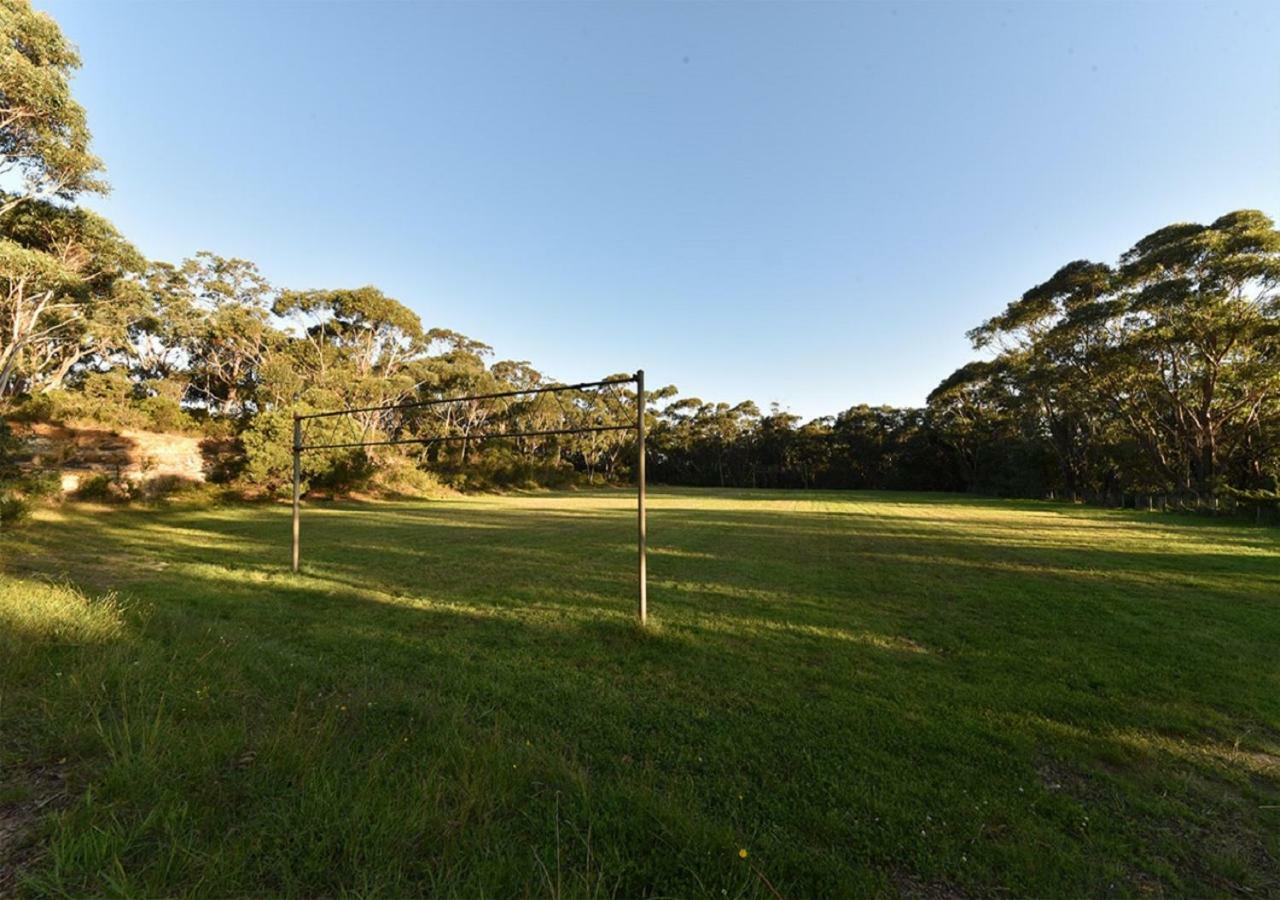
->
(636, 369, 647, 625)
(292, 413, 301, 573)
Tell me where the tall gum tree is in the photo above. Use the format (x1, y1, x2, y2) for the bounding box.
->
(175, 253, 282, 418)
(1114, 210, 1280, 493)
(968, 260, 1115, 499)
(0, 0, 105, 214)
(0, 199, 142, 399)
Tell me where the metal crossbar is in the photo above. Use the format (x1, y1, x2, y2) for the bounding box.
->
(296, 376, 638, 421)
(288, 370, 649, 623)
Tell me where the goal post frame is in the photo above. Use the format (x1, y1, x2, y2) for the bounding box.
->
(289, 370, 649, 624)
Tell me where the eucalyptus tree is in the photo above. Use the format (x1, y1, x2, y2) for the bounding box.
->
(129, 262, 202, 393)
(945, 209, 1280, 501)
(585, 373, 669, 484)
(829, 405, 912, 489)
(273, 285, 427, 435)
(651, 396, 757, 486)
(748, 405, 803, 487)
(276, 285, 424, 381)
(0, 0, 106, 215)
(651, 397, 706, 482)
(927, 360, 1022, 492)
(704, 400, 760, 486)
(485, 360, 593, 473)
(406, 329, 497, 466)
(0, 199, 143, 400)
(0, 3, 135, 405)
(968, 260, 1115, 499)
(792, 416, 834, 488)
(175, 253, 282, 417)
(1110, 210, 1280, 494)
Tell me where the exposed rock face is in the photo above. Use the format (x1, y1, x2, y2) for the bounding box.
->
(12, 423, 208, 492)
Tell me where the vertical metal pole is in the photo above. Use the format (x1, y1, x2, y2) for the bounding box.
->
(291, 413, 301, 573)
(636, 369, 647, 624)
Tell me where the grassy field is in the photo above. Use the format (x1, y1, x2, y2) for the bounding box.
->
(2, 488, 1279, 896)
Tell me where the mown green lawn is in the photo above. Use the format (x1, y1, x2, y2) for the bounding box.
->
(2, 489, 1278, 896)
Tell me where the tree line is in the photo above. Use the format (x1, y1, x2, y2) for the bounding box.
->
(1, 0, 1277, 516)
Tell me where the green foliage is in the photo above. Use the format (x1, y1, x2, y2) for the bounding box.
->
(0, 419, 60, 528)
(65, 471, 212, 507)
(10, 380, 200, 434)
(0, 489, 29, 527)
(0, 199, 144, 400)
(176, 253, 281, 417)
(135, 393, 193, 433)
(0, 416, 21, 481)
(0, 0, 107, 209)
(134, 474, 217, 505)
(934, 209, 1280, 504)
(12, 468, 59, 499)
(73, 471, 132, 503)
(4, 207, 1276, 510)
(308, 447, 375, 495)
(365, 455, 448, 498)
(237, 408, 297, 495)
(434, 444, 579, 491)
(5, 391, 53, 422)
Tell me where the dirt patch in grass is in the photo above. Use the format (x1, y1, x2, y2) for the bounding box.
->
(0, 766, 70, 895)
(1182, 813, 1280, 896)
(1037, 757, 1106, 803)
(890, 869, 969, 899)
(1119, 864, 1165, 896)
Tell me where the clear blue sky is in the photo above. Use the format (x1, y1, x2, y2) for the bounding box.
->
(41, 0, 1280, 419)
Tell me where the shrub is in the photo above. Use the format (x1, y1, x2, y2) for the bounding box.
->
(197, 416, 237, 441)
(18, 470, 63, 500)
(74, 472, 133, 503)
(0, 492, 31, 529)
(137, 475, 217, 505)
(10, 377, 200, 435)
(7, 392, 65, 424)
(435, 449, 581, 492)
(80, 370, 135, 407)
(368, 456, 448, 498)
(0, 419, 23, 481)
(310, 450, 375, 494)
(238, 409, 298, 495)
(240, 409, 387, 497)
(136, 395, 197, 433)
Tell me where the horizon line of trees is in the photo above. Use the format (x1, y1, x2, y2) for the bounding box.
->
(1, 0, 1277, 517)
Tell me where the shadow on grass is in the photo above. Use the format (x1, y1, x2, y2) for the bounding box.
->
(5, 491, 1280, 895)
